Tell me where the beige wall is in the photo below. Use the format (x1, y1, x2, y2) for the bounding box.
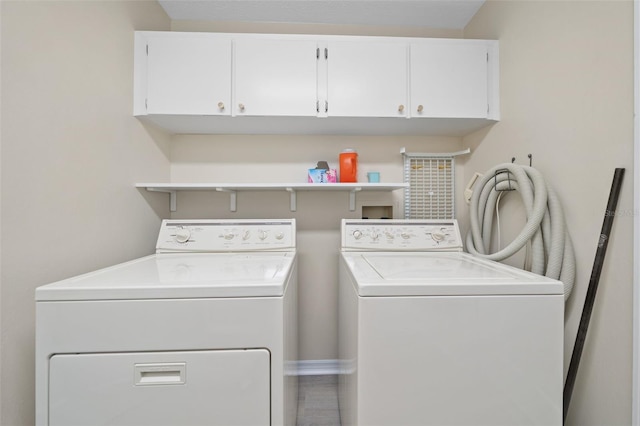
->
(463, 1, 634, 425)
(171, 19, 463, 38)
(0, 1, 171, 424)
(169, 134, 464, 361)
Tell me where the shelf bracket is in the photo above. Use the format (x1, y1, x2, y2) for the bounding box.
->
(286, 188, 297, 212)
(350, 187, 362, 211)
(146, 188, 177, 212)
(216, 188, 237, 212)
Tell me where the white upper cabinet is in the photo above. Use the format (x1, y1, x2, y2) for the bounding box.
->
(133, 32, 499, 135)
(234, 38, 319, 117)
(325, 41, 408, 118)
(138, 33, 232, 115)
(410, 41, 490, 119)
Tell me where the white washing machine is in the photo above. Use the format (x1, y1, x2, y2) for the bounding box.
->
(36, 219, 298, 426)
(338, 219, 564, 426)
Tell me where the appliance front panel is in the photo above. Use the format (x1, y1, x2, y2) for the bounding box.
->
(49, 349, 270, 426)
(355, 294, 563, 426)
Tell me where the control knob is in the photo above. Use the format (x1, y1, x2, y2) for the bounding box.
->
(175, 227, 191, 244)
(353, 230, 363, 240)
(431, 232, 446, 242)
(259, 230, 268, 241)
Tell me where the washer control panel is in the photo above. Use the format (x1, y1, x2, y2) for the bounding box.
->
(341, 219, 462, 251)
(156, 219, 296, 252)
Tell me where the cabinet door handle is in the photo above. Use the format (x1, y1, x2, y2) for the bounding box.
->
(217, 102, 225, 110)
(238, 103, 245, 112)
(417, 104, 424, 113)
(398, 104, 405, 112)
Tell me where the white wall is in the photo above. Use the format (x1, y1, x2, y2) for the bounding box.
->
(0, 1, 171, 424)
(463, 1, 634, 425)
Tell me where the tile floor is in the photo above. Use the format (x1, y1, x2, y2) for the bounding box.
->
(296, 375, 341, 426)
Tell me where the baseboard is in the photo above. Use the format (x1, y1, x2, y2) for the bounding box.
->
(295, 359, 341, 376)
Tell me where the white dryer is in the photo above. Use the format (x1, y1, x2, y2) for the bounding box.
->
(338, 219, 564, 426)
(36, 219, 298, 426)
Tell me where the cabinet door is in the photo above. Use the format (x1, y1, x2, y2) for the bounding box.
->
(234, 38, 319, 116)
(410, 42, 488, 118)
(146, 35, 231, 115)
(326, 41, 408, 118)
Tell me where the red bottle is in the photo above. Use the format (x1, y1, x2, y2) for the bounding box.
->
(339, 149, 358, 183)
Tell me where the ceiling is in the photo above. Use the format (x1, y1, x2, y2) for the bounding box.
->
(158, 0, 486, 29)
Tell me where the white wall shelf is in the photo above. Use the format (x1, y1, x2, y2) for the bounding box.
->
(136, 183, 409, 212)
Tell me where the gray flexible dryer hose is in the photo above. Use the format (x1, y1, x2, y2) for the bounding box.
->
(465, 163, 575, 300)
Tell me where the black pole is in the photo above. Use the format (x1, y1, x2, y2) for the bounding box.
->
(563, 168, 625, 424)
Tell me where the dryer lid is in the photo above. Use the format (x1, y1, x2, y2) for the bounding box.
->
(36, 252, 296, 301)
(341, 251, 563, 296)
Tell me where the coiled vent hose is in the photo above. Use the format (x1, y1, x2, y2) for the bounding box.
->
(465, 163, 575, 300)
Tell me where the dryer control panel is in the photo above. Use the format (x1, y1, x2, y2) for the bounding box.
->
(341, 219, 462, 251)
(156, 219, 296, 252)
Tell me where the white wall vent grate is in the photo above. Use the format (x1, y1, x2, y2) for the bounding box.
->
(401, 148, 468, 220)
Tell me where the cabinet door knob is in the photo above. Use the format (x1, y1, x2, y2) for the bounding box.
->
(218, 102, 225, 110)
(398, 104, 405, 112)
(417, 104, 424, 113)
(238, 103, 245, 111)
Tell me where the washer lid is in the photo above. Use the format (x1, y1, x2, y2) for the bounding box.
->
(35, 252, 296, 301)
(341, 252, 563, 296)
